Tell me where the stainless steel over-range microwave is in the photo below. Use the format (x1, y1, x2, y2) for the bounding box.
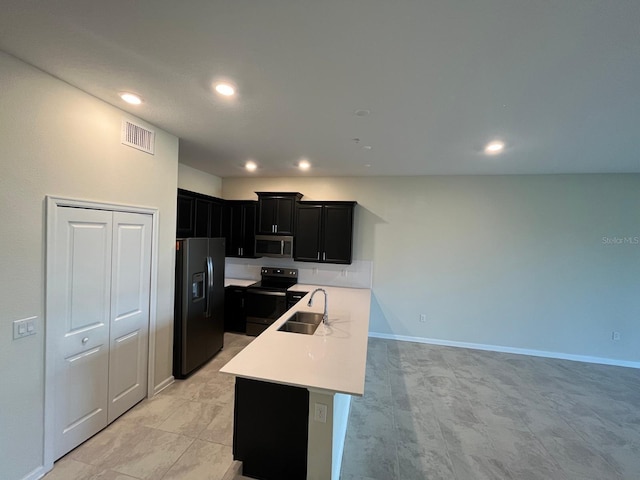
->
(254, 235, 294, 258)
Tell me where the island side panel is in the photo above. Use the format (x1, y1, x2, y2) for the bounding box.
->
(233, 377, 310, 479)
(306, 390, 334, 480)
(332, 393, 352, 480)
(306, 390, 352, 480)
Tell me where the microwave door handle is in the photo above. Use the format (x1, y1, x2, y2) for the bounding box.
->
(280, 240, 284, 256)
(205, 256, 214, 317)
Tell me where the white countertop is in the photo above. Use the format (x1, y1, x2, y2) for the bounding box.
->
(224, 278, 257, 288)
(220, 284, 371, 396)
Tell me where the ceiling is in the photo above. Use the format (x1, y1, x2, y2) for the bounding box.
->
(1, 1, 639, 177)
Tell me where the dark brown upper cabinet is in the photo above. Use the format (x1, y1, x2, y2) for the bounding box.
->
(177, 188, 225, 238)
(176, 191, 196, 238)
(224, 200, 257, 258)
(294, 201, 356, 264)
(256, 192, 303, 235)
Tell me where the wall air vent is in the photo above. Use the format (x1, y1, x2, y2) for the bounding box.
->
(121, 120, 155, 155)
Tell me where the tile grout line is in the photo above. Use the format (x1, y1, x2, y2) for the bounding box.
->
(155, 433, 197, 480)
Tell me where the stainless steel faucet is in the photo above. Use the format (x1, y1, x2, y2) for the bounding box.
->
(308, 288, 328, 324)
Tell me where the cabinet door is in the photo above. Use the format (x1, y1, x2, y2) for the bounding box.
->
(221, 204, 232, 254)
(241, 203, 257, 257)
(176, 194, 195, 237)
(224, 287, 246, 332)
(210, 200, 224, 238)
(228, 204, 244, 256)
(194, 198, 212, 237)
(294, 204, 322, 262)
(258, 197, 278, 234)
(275, 197, 295, 234)
(322, 204, 354, 264)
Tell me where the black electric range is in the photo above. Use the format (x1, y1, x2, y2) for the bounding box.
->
(245, 267, 298, 336)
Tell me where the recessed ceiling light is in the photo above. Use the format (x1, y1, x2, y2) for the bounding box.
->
(364, 164, 372, 168)
(354, 109, 371, 117)
(214, 82, 236, 96)
(298, 159, 311, 170)
(362, 145, 372, 150)
(119, 92, 142, 105)
(484, 140, 505, 155)
(245, 160, 257, 172)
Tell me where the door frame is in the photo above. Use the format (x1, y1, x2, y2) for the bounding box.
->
(43, 196, 160, 471)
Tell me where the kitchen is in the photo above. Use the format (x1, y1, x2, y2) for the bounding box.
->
(172, 189, 368, 479)
(2, 1, 640, 480)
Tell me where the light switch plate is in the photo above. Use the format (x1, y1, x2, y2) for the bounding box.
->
(13, 316, 37, 340)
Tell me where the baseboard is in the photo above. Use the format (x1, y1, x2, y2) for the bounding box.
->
(21, 465, 47, 480)
(368, 332, 640, 369)
(153, 375, 175, 396)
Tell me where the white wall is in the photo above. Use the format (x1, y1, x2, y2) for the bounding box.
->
(223, 175, 640, 363)
(177, 163, 222, 197)
(0, 52, 179, 480)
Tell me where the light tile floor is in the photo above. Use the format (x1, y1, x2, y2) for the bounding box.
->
(340, 337, 640, 480)
(44, 333, 254, 480)
(45, 335, 639, 480)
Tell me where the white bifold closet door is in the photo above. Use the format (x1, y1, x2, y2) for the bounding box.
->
(51, 206, 151, 460)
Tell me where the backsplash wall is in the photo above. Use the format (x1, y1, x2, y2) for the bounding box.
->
(225, 257, 373, 289)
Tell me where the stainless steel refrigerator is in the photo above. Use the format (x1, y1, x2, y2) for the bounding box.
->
(174, 237, 225, 378)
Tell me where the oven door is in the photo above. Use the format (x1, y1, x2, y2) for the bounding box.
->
(245, 288, 288, 336)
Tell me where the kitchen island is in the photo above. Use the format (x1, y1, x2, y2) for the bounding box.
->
(220, 284, 371, 480)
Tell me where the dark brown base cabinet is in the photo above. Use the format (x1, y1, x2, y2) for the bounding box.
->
(233, 377, 309, 480)
(295, 201, 356, 264)
(224, 286, 247, 333)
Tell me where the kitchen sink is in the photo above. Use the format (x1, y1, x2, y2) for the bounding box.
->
(278, 311, 324, 335)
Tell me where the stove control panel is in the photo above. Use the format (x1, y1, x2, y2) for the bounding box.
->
(261, 267, 298, 279)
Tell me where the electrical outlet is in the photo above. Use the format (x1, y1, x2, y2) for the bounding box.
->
(612, 331, 621, 341)
(419, 314, 427, 323)
(314, 403, 327, 423)
(341, 268, 348, 277)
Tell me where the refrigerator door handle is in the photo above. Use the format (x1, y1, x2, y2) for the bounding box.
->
(206, 256, 214, 317)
